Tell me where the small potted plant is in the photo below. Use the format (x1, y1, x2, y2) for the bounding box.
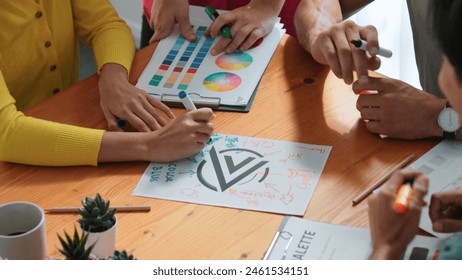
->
(57, 227, 95, 260)
(110, 250, 135, 260)
(77, 193, 117, 259)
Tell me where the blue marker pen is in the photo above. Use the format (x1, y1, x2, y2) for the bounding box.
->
(179, 91, 197, 111)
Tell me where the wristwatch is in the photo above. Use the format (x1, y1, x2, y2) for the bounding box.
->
(437, 102, 460, 139)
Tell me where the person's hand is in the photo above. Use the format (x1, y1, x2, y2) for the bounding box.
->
(305, 20, 381, 85)
(145, 108, 215, 162)
(149, 0, 196, 43)
(205, 0, 284, 55)
(98, 63, 175, 132)
(368, 170, 428, 259)
(353, 76, 447, 139)
(430, 186, 462, 233)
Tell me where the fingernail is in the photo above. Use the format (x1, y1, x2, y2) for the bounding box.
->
(359, 76, 369, 84)
(370, 47, 378, 56)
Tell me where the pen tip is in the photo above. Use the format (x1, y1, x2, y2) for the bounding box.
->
(350, 39, 361, 47)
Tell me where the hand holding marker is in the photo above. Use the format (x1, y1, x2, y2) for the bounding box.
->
(205, 5, 233, 39)
(350, 39, 393, 58)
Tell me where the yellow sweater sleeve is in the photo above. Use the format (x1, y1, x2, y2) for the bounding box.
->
(0, 72, 104, 166)
(72, 0, 135, 74)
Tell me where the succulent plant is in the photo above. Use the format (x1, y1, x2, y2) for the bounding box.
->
(78, 193, 116, 233)
(111, 250, 135, 260)
(57, 227, 95, 260)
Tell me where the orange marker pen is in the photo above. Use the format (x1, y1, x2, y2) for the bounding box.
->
(393, 178, 414, 214)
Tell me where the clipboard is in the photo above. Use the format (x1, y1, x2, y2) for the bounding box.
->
(135, 6, 285, 113)
(149, 80, 261, 112)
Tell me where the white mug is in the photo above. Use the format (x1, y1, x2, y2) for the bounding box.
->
(0, 201, 47, 260)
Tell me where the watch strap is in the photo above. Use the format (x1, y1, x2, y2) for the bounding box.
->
(443, 131, 457, 139)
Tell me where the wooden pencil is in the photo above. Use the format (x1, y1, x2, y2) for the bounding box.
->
(45, 205, 151, 213)
(352, 154, 415, 206)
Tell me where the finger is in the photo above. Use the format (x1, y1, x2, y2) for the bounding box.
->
(359, 25, 379, 56)
(196, 131, 212, 144)
(430, 193, 445, 222)
(380, 170, 410, 195)
(319, 35, 342, 79)
(176, 13, 196, 41)
(210, 37, 232, 56)
(226, 24, 255, 53)
(432, 189, 462, 205)
(137, 103, 163, 131)
(408, 176, 429, 209)
(150, 17, 175, 42)
(189, 108, 215, 122)
(358, 107, 381, 121)
(367, 56, 381, 71)
(125, 111, 153, 132)
(331, 30, 354, 84)
(209, 12, 236, 38)
(365, 120, 382, 135)
(356, 94, 380, 109)
(345, 27, 369, 84)
(103, 109, 123, 132)
(433, 219, 462, 233)
(146, 94, 175, 119)
(239, 27, 264, 52)
(352, 77, 389, 93)
(196, 122, 214, 136)
(412, 174, 429, 201)
(381, 170, 425, 197)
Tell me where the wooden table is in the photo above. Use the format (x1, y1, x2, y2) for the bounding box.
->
(0, 35, 439, 260)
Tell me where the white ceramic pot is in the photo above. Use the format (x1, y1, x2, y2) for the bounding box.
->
(81, 217, 117, 259)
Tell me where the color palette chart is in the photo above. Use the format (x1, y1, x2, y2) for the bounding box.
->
(149, 26, 215, 90)
(136, 5, 286, 108)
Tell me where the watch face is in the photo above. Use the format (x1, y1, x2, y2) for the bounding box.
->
(438, 107, 460, 132)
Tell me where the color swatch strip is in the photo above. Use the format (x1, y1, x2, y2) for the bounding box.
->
(177, 28, 215, 90)
(149, 34, 187, 87)
(164, 26, 207, 89)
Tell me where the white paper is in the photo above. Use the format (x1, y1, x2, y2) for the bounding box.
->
(264, 217, 440, 260)
(408, 140, 462, 237)
(133, 133, 331, 215)
(136, 6, 285, 106)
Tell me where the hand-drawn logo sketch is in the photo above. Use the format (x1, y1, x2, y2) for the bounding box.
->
(197, 146, 269, 192)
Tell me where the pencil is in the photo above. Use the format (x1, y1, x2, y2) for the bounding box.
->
(45, 205, 151, 213)
(352, 154, 415, 206)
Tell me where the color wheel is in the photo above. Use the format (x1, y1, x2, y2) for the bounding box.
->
(215, 52, 253, 70)
(203, 72, 242, 92)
